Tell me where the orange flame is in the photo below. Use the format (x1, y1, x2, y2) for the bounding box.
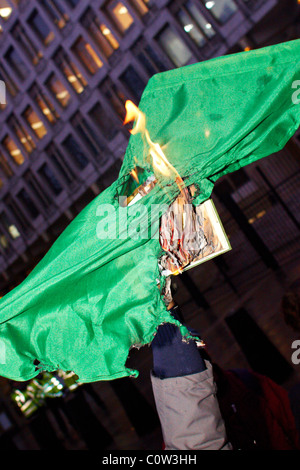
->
(124, 100, 184, 188)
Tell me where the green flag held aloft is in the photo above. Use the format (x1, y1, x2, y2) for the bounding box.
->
(0, 40, 299, 383)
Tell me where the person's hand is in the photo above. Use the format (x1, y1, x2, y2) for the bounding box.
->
(151, 305, 206, 379)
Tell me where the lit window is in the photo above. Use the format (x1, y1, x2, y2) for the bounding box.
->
(0, 233, 9, 249)
(29, 83, 59, 124)
(46, 73, 71, 107)
(0, 64, 18, 97)
(3, 135, 25, 165)
(8, 224, 20, 239)
(23, 106, 48, 140)
(106, 1, 134, 34)
(54, 48, 87, 94)
(202, 0, 237, 24)
(81, 9, 119, 58)
(186, 1, 215, 39)
(40, 0, 69, 29)
(178, 9, 206, 47)
(0, 1, 13, 21)
(0, 213, 21, 240)
(11, 22, 43, 66)
(5, 47, 29, 81)
(157, 26, 192, 67)
(4, 196, 30, 235)
(178, 1, 216, 47)
(0, 151, 13, 177)
(8, 115, 36, 153)
(72, 37, 103, 75)
(129, 0, 149, 16)
(28, 9, 55, 46)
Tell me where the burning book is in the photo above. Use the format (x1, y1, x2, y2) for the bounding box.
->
(123, 169, 231, 304)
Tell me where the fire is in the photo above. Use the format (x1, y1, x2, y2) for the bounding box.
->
(124, 100, 184, 188)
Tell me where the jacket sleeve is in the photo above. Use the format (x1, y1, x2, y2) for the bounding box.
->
(150, 361, 232, 450)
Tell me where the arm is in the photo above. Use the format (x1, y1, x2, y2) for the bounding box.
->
(151, 306, 231, 450)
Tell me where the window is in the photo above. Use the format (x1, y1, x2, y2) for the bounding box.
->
(0, 63, 18, 97)
(157, 26, 192, 67)
(134, 42, 167, 76)
(2, 135, 25, 165)
(81, 8, 119, 58)
(8, 115, 36, 153)
(0, 151, 13, 178)
(186, 1, 215, 39)
(0, 213, 21, 240)
(120, 65, 146, 101)
(11, 22, 43, 65)
(100, 77, 126, 120)
(202, 0, 237, 24)
(45, 143, 75, 184)
(28, 9, 55, 46)
(29, 83, 59, 124)
(40, 0, 69, 29)
(129, 0, 149, 16)
(46, 73, 71, 107)
(5, 47, 29, 81)
(177, 1, 216, 48)
(0, 232, 9, 250)
(88, 103, 118, 141)
(0, 1, 13, 21)
(54, 48, 87, 94)
(39, 163, 63, 195)
(72, 36, 103, 75)
(106, 1, 134, 34)
(22, 106, 48, 140)
(71, 112, 106, 156)
(4, 196, 30, 234)
(17, 188, 40, 219)
(25, 172, 52, 212)
(62, 135, 89, 169)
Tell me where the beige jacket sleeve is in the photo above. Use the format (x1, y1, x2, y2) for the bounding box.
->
(151, 361, 232, 450)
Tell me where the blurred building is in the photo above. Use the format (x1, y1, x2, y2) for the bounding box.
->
(0, 0, 299, 293)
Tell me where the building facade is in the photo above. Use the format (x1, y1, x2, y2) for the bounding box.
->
(0, 0, 298, 292)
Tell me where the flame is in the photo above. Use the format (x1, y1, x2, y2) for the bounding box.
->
(130, 168, 140, 184)
(124, 100, 184, 188)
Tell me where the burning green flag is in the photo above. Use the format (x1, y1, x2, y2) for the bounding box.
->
(0, 40, 299, 383)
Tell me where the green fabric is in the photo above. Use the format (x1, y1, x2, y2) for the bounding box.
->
(0, 40, 299, 383)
